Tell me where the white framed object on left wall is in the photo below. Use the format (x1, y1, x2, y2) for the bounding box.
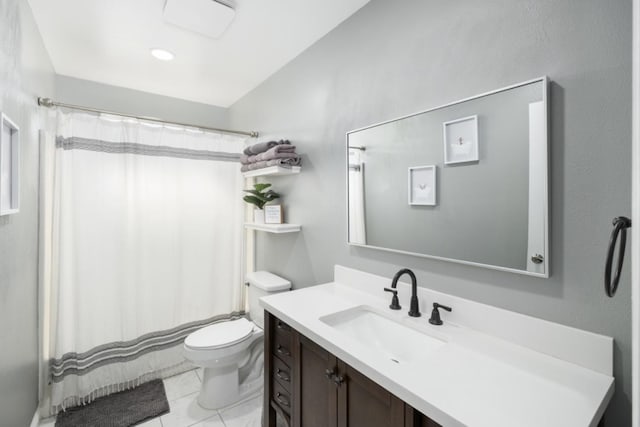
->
(0, 113, 20, 215)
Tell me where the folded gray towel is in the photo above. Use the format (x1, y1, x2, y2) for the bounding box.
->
(256, 144, 296, 161)
(240, 156, 301, 172)
(241, 145, 298, 164)
(266, 158, 300, 167)
(243, 139, 290, 156)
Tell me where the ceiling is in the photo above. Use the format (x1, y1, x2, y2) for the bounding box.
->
(28, 0, 370, 107)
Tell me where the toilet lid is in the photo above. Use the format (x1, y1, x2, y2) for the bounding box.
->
(185, 318, 254, 350)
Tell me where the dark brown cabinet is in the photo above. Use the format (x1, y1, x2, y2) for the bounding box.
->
(295, 334, 338, 427)
(265, 312, 440, 427)
(335, 359, 406, 427)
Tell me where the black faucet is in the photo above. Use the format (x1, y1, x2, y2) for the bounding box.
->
(384, 268, 421, 317)
(383, 287, 401, 310)
(428, 302, 452, 325)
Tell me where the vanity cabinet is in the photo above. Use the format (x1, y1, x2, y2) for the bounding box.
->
(334, 356, 406, 426)
(264, 312, 440, 427)
(296, 334, 337, 426)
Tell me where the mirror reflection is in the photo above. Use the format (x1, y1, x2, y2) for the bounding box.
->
(347, 78, 548, 276)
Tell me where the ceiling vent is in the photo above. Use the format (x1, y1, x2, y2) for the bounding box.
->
(163, 0, 236, 39)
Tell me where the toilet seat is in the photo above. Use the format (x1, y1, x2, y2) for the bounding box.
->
(185, 318, 254, 350)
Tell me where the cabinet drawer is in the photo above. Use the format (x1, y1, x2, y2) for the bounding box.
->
(272, 377, 292, 416)
(274, 318, 292, 334)
(273, 355, 292, 393)
(272, 329, 293, 367)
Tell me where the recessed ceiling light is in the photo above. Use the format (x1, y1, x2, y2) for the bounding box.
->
(150, 48, 175, 61)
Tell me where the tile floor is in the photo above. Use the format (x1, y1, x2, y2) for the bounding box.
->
(39, 368, 263, 427)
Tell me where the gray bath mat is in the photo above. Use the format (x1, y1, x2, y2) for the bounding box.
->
(56, 379, 169, 427)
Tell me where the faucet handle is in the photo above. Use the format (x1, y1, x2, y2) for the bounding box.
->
(428, 302, 452, 325)
(434, 302, 452, 312)
(383, 288, 402, 310)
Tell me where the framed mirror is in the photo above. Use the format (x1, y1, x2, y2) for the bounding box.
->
(347, 77, 549, 277)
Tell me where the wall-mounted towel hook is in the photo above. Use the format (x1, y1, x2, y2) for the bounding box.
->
(604, 216, 631, 297)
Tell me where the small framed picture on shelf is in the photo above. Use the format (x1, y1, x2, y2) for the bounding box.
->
(408, 165, 436, 206)
(264, 205, 283, 224)
(443, 115, 479, 164)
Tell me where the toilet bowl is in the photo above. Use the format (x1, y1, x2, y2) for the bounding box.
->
(183, 318, 264, 409)
(183, 271, 291, 409)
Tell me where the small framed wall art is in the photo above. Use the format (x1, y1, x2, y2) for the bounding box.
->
(408, 165, 436, 206)
(443, 115, 478, 164)
(264, 205, 283, 224)
(0, 113, 20, 216)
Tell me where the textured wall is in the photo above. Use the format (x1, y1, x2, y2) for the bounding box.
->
(55, 75, 229, 130)
(229, 0, 632, 424)
(0, 0, 55, 425)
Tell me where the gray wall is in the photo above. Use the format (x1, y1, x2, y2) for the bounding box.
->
(55, 75, 229, 130)
(0, 0, 55, 425)
(229, 0, 632, 424)
(352, 82, 540, 270)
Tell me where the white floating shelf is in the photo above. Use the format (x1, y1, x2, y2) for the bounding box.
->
(244, 223, 301, 233)
(242, 166, 301, 178)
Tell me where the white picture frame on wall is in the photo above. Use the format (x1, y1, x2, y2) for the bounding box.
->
(443, 115, 479, 164)
(408, 165, 436, 206)
(0, 113, 20, 216)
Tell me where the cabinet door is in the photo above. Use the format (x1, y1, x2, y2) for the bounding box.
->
(293, 333, 338, 427)
(337, 361, 405, 427)
(405, 406, 442, 427)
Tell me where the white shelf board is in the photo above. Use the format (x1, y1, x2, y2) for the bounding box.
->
(244, 223, 301, 233)
(242, 165, 301, 178)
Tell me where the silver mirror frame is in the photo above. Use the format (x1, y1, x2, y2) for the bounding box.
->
(346, 76, 550, 278)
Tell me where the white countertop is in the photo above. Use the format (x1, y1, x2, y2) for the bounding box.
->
(259, 267, 614, 427)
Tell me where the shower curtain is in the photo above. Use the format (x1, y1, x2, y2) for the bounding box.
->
(38, 110, 246, 415)
(348, 148, 366, 244)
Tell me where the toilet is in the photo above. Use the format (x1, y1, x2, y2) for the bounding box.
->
(183, 271, 291, 409)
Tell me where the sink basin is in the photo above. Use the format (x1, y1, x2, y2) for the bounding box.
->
(319, 306, 446, 364)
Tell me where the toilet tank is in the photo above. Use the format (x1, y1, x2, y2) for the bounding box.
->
(247, 271, 291, 329)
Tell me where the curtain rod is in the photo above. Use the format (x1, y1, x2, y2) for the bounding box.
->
(37, 97, 259, 138)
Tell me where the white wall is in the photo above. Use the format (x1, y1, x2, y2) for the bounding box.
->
(0, 0, 55, 425)
(229, 0, 633, 424)
(55, 75, 229, 129)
